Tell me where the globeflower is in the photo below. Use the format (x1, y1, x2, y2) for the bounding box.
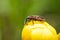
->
(22, 15, 58, 40)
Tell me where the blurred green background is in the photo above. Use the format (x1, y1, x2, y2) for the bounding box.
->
(0, 0, 60, 40)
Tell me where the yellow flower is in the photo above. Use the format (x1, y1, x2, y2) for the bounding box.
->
(22, 15, 58, 40)
(58, 33, 60, 40)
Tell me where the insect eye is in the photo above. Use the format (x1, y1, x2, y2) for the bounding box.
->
(24, 18, 29, 24)
(25, 17, 30, 21)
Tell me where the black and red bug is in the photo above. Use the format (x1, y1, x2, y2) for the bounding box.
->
(24, 15, 45, 24)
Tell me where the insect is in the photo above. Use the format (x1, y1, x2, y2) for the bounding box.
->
(24, 15, 45, 24)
